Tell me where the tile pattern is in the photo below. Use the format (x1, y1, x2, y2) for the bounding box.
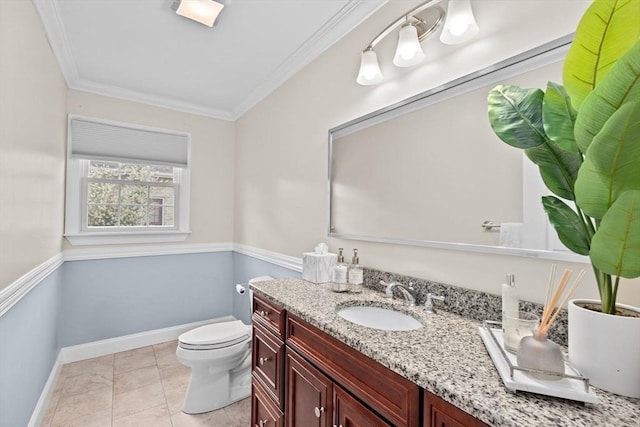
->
(364, 267, 569, 346)
(41, 341, 249, 427)
(251, 278, 640, 427)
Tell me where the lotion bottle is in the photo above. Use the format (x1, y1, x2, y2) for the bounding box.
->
(332, 248, 348, 292)
(348, 249, 363, 293)
(501, 274, 519, 336)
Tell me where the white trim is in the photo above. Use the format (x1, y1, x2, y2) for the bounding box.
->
(233, 243, 303, 272)
(63, 242, 234, 261)
(0, 254, 64, 317)
(64, 231, 191, 246)
(28, 316, 234, 427)
(27, 351, 64, 427)
(58, 315, 235, 364)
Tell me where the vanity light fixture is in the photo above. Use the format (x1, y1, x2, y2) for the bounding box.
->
(356, 0, 479, 86)
(173, 0, 225, 27)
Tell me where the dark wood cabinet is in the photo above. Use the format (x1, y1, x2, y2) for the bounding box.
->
(286, 348, 332, 427)
(423, 391, 489, 427)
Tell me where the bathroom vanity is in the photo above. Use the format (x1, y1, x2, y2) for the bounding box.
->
(249, 278, 639, 426)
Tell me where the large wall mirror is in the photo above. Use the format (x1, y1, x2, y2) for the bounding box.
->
(329, 35, 588, 262)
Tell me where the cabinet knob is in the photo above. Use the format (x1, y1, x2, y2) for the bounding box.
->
(259, 356, 270, 366)
(259, 310, 269, 317)
(314, 406, 325, 418)
(258, 420, 268, 427)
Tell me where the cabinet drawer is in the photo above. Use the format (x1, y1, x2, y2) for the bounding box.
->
(423, 391, 488, 427)
(253, 323, 285, 409)
(287, 314, 420, 427)
(334, 383, 392, 427)
(253, 379, 284, 427)
(253, 294, 286, 339)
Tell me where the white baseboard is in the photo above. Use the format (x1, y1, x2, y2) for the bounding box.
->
(59, 315, 235, 363)
(28, 315, 235, 426)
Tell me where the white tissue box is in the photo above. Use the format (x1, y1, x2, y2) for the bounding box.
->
(302, 252, 337, 284)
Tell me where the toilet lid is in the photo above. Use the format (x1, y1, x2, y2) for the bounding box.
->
(178, 320, 251, 350)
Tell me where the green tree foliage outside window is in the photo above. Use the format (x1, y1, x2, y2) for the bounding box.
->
(87, 161, 175, 228)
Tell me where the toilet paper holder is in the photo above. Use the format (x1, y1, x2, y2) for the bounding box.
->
(235, 283, 247, 295)
(481, 220, 501, 231)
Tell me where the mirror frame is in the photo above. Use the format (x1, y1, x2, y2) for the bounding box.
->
(328, 34, 588, 263)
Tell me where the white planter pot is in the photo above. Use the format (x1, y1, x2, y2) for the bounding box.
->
(568, 299, 640, 398)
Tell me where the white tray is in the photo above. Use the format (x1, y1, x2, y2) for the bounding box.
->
(479, 323, 599, 404)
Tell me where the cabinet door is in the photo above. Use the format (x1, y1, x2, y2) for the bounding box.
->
(286, 348, 332, 427)
(333, 384, 392, 427)
(423, 391, 488, 427)
(252, 379, 284, 427)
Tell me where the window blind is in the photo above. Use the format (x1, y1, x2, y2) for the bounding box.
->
(69, 116, 190, 167)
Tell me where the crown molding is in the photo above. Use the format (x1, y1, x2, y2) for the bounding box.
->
(231, 0, 387, 119)
(33, 0, 386, 121)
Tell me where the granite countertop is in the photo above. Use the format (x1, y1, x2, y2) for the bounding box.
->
(251, 278, 640, 427)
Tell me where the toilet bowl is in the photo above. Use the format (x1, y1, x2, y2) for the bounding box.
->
(176, 275, 273, 414)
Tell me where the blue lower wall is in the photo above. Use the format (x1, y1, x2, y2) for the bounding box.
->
(59, 252, 235, 347)
(0, 249, 300, 426)
(0, 267, 62, 427)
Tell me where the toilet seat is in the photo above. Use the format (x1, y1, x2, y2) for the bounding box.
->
(179, 320, 251, 351)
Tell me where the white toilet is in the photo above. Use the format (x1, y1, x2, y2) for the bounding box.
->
(176, 275, 273, 414)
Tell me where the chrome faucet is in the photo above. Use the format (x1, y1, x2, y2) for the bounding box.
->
(382, 280, 416, 307)
(424, 293, 445, 314)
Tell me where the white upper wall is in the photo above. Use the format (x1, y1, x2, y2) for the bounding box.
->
(65, 90, 236, 249)
(235, 0, 640, 306)
(0, 0, 67, 290)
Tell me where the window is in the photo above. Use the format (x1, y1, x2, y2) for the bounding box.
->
(65, 116, 191, 245)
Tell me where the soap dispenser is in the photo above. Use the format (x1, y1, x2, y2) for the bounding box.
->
(332, 248, 348, 292)
(348, 249, 363, 293)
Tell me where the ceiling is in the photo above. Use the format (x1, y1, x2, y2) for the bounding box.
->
(34, 0, 386, 121)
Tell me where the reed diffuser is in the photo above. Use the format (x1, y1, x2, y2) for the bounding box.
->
(517, 266, 585, 380)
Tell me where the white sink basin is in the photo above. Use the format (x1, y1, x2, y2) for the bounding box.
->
(337, 305, 422, 331)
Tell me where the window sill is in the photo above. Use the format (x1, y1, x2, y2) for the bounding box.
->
(64, 231, 191, 246)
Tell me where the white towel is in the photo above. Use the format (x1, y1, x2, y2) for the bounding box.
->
(500, 222, 523, 248)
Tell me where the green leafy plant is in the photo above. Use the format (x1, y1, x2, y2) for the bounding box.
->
(487, 0, 640, 314)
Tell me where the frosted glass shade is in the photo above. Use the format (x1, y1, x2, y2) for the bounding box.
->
(440, 0, 479, 45)
(356, 49, 383, 85)
(393, 24, 425, 67)
(176, 0, 224, 27)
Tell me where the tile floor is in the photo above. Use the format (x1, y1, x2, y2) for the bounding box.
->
(41, 340, 250, 427)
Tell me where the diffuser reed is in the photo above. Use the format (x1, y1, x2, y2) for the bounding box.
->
(517, 266, 586, 379)
(537, 267, 586, 337)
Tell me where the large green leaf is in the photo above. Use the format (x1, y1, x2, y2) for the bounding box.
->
(542, 195, 590, 255)
(543, 82, 579, 153)
(575, 101, 640, 218)
(574, 40, 640, 153)
(488, 85, 546, 149)
(525, 141, 582, 201)
(563, 0, 640, 109)
(590, 190, 640, 278)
